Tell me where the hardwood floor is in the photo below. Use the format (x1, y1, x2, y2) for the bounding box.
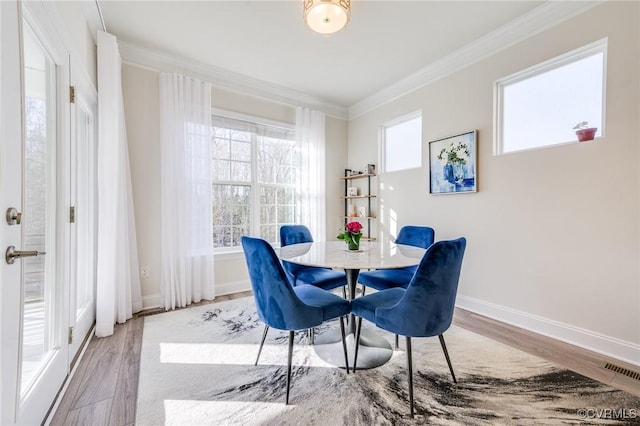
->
(48, 292, 249, 426)
(49, 291, 639, 425)
(453, 308, 640, 397)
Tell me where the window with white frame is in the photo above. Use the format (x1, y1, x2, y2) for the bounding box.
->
(382, 111, 422, 173)
(211, 113, 299, 250)
(495, 39, 607, 154)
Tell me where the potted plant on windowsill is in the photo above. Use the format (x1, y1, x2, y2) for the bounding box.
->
(573, 121, 598, 142)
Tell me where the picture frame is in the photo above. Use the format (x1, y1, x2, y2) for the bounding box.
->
(347, 187, 358, 197)
(357, 206, 367, 217)
(428, 130, 477, 194)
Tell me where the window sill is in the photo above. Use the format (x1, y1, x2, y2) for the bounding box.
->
(214, 242, 282, 260)
(214, 249, 244, 260)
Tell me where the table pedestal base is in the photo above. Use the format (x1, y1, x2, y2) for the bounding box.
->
(314, 324, 392, 370)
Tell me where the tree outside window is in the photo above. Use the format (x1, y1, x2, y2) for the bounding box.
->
(211, 114, 299, 249)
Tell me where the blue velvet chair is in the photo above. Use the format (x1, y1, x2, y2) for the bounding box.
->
(351, 237, 466, 417)
(241, 236, 351, 404)
(358, 225, 435, 292)
(358, 226, 435, 349)
(280, 225, 348, 296)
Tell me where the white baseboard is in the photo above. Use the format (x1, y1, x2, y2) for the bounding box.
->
(215, 280, 251, 297)
(141, 293, 162, 310)
(140, 280, 251, 310)
(456, 295, 640, 367)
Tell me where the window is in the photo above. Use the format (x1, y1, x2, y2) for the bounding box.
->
(495, 39, 607, 154)
(381, 111, 422, 172)
(211, 112, 298, 250)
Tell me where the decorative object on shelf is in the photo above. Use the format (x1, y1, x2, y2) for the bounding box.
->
(358, 206, 366, 218)
(347, 187, 358, 197)
(429, 130, 477, 195)
(573, 121, 598, 142)
(303, 0, 351, 35)
(366, 164, 376, 175)
(337, 221, 362, 250)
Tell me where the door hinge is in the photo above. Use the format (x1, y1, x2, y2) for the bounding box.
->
(70, 206, 75, 223)
(68, 327, 73, 344)
(70, 86, 75, 104)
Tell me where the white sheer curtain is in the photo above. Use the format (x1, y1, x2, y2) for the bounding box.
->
(159, 73, 215, 310)
(96, 31, 142, 337)
(297, 107, 327, 239)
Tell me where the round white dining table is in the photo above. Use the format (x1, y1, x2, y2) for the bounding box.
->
(277, 240, 426, 369)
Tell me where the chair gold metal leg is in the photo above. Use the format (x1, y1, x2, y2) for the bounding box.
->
(353, 317, 363, 372)
(255, 325, 269, 366)
(286, 330, 294, 405)
(439, 334, 457, 383)
(339, 316, 350, 373)
(406, 336, 414, 417)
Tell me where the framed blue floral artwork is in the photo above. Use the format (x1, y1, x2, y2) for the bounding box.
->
(429, 130, 477, 194)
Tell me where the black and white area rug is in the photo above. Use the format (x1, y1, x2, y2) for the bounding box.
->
(136, 297, 640, 425)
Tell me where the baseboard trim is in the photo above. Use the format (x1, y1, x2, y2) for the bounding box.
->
(140, 280, 251, 310)
(141, 293, 162, 310)
(456, 295, 640, 367)
(215, 280, 251, 297)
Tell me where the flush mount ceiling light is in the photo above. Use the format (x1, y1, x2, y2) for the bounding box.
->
(303, 0, 351, 35)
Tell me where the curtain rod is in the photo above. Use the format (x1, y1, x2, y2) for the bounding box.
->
(95, 0, 106, 32)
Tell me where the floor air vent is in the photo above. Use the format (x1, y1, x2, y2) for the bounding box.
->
(602, 362, 640, 381)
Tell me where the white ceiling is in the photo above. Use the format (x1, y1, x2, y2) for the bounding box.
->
(99, 1, 552, 109)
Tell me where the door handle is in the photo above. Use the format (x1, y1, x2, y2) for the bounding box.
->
(5, 246, 46, 265)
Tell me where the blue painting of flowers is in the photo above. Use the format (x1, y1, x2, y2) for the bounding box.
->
(430, 132, 476, 193)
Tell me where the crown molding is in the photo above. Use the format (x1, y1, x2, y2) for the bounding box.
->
(118, 41, 349, 120)
(348, 1, 604, 119)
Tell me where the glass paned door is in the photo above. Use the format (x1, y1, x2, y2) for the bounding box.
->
(75, 107, 94, 318)
(69, 93, 97, 361)
(20, 16, 59, 398)
(1, 3, 69, 424)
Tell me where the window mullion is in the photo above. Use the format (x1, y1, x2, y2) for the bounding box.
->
(251, 133, 260, 238)
(212, 110, 297, 249)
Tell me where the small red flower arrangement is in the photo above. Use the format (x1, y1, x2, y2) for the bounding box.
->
(337, 221, 363, 250)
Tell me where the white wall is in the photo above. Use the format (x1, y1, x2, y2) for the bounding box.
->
(348, 2, 639, 364)
(326, 116, 349, 237)
(122, 64, 161, 306)
(122, 64, 348, 306)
